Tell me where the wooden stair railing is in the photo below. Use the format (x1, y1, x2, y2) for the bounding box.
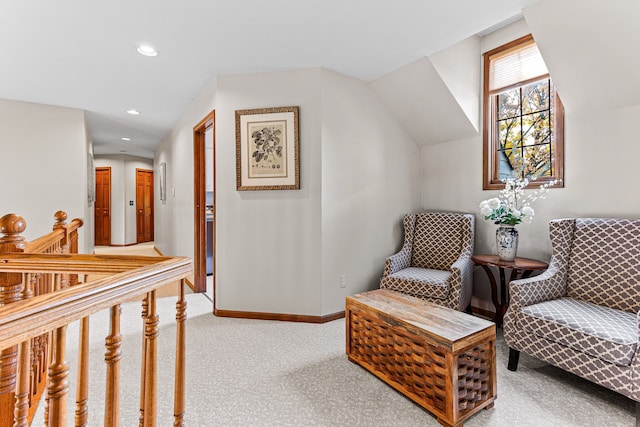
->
(0, 213, 192, 426)
(0, 211, 83, 426)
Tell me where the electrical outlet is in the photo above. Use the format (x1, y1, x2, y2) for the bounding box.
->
(339, 274, 346, 288)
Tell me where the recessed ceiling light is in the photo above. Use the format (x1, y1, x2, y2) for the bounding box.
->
(121, 137, 131, 141)
(136, 45, 158, 57)
(120, 150, 127, 153)
(126, 109, 140, 115)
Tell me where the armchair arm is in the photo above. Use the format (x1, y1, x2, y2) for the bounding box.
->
(383, 247, 412, 277)
(445, 214, 475, 310)
(509, 264, 566, 310)
(632, 311, 640, 401)
(449, 254, 474, 310)
(509, 218, 575, 312)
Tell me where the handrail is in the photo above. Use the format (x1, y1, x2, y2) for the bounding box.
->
(0, 211, 85, 426)
(0, 244, 192, 426)
(0, 255, 192, 349)
(0, 253, 173, 274)
(25, 218, 83, 254)
(0, 212, 193, 426)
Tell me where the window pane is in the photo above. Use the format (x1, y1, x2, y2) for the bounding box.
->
(498, 89, 520, 120)
(497, 114, 521, 179)
(522, 145, 551, 178)
(522, 111, 550, 147)
(498, 118, 521, 155)
(522, 80, 549, 115)
(497, 149, 515, 180)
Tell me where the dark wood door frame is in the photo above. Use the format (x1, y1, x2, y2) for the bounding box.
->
(193, 110, 215, 296)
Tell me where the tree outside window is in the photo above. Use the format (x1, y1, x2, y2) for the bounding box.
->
(483, 34, 564, 190)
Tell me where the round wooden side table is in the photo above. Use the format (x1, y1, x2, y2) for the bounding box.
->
(471, 254, 548, 327)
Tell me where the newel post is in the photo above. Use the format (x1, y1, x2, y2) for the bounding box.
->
(53, 211, 69, 254)
(53, 211, 72, 288)
(0, 214, 27, 427)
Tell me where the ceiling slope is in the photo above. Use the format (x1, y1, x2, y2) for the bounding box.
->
(370, 37, 481, 146)
(0, 0, 529, 157)
(525, 0, 640, 116)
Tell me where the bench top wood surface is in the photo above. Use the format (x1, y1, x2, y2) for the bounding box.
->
(347, 289, 495, 351)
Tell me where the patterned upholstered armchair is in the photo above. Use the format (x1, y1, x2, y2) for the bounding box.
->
(380, 212, 475, 312)
(504, 218, 640, 416)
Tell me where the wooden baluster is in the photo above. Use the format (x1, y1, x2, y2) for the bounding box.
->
(46, 325, 69, 427)
(143, 291, 158, 427)
(43, 331, 52, 426)
(173, 279, 187, 427)
(74, 317, 90, 427)
(44, 274, 65, 426)
(27, 274, 47, 425)
(13, 273, 35, 427)
(104, 305, 122, 427)
(43, 275, 55, 425)
(30, 336, 38, 404)
(138, 296, 149, 427)
(75, 275, 90, 427)
(0, 214, 26, 427)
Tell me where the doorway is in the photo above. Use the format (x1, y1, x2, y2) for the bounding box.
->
(193, 111, 215, 297)
(136, 169, 154, 243)
(95, 167, 111, 246)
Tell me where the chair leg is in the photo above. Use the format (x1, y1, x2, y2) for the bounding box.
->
(465, 303, 473, 315)
(507, 348, 520, 371)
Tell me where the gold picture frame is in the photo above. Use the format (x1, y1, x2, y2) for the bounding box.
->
(235, 106, 299, 191)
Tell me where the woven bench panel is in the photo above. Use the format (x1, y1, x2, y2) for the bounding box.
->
(348, 308, 492, 418)
(457, 342, 493, 411)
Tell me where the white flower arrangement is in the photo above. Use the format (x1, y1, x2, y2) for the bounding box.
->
(479, 176, 555, 226)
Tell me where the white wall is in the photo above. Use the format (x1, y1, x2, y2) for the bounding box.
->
(420, 20, 640, 311)
(320, 69, 421, 315)
(155, 68, 422, 316)
(215, 69, 324, 315)
(0, 99, 91, 253)
(154, 77, 217, 259)
(94, 155, 153, 245)
(525, 0, 640, 116)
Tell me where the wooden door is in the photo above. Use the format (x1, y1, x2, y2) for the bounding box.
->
(94, 167, 111, 246)
(136, 169, 154, 243)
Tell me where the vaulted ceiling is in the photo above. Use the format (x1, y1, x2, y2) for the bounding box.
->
(0, 0, 531, 158)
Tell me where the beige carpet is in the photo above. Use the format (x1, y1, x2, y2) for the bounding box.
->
(93, 242, 189, 298)
(30, 292, 635, 426)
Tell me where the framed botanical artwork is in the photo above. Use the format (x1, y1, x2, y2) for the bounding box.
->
(235, 106, 299, 190)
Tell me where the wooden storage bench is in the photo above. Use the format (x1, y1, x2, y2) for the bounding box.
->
(346, 289, 496, 427)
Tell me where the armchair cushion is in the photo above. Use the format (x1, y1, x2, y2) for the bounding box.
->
(520, 297, 637, 366)
(385, 268, 450, 300)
